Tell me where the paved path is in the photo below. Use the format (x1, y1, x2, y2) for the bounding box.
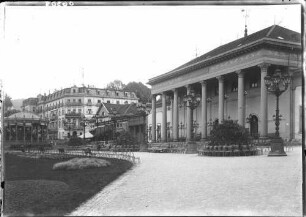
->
(70, 148, 302, 216)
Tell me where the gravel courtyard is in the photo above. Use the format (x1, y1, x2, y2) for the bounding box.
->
(70, 147, 302, 216)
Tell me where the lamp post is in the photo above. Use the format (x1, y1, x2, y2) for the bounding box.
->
(92, 114, 100, 141)
(64, 119, 73, 139)
(136, 103, 151, 147)
(80, 115, 89, 142)
(183, 89, 201, 141)
(264, 67, 290, 156)
(179, 122, 185, 141)
(109, 108, 118, 142)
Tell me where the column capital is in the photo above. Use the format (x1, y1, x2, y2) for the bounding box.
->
(200, 80, 207, 86)
(236, 70, 245, 78)
(258, 63, 271, 71)
(216, 75, 224, 82)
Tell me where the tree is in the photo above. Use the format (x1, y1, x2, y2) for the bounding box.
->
(4, 109, 20, 117)
(106, 80, 126, 91)
(123, 82, 151, 103)
(4, 94, 13, 112)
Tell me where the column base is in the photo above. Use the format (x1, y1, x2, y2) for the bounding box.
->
(268, 137, 287, 157)
(185, 141, 197, 154)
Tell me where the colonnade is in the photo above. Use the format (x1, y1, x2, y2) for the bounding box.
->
(5, 122, 48, 143)
(151, 63, 270, 143)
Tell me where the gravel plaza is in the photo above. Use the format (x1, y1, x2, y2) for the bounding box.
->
(70, 147, 302, 216)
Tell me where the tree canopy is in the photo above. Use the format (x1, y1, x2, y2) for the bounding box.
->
(106, 80, 126, 91)
(4, 94, 13, 111)
(106, 80, 151, 103)
(123, 82, 151, 103)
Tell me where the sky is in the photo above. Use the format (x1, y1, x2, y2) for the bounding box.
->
(0, 2, 302, 100)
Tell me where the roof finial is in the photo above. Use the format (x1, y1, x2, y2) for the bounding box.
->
(242, 9, 249, 37)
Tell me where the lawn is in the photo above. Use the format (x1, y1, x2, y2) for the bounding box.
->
(4, 152, 133, 216)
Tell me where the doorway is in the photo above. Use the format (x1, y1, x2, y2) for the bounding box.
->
(249, 115, 259, 138)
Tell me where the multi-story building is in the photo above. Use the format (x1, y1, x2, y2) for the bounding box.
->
(21, 98, 38, 113)
(23, 85, 139, 140)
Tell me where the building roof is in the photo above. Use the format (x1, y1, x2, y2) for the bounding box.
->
(97, 103, 139, 116)
(148, 25, 301, 85)
(6, 111, 41, 120)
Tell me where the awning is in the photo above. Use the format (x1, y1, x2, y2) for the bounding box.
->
(78, 132, 94, 138)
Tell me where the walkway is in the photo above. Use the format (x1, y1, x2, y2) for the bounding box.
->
(70, 148, 302, 216)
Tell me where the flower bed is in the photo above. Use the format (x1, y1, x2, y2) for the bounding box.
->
(53, 158, 111, 170)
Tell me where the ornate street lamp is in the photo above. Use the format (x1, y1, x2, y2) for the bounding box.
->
(136, 103, 151, 144)
(80, 115, 90, 141)
(183, 89, 201, 110)
(182, 89, 201, 140)
(264, 67, 291, 156)
(179, 122, 185, 141)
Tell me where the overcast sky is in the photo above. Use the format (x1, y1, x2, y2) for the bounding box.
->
(0, 3, 301, 100)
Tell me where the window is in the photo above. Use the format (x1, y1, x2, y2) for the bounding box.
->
(68, 109, 71, 113)
(98, 100, 101, 103)
(67, 99, 71, 103)
(107, 100, 110, 103)
(73, 109, 76, 113)
(88, 99, 91, 103)
(102, 112, 105, 116)
(250, 79, 259, 88)
(231, 82, 238, 92)
(73, 89, 76, 93)
(97, 90, 100, 95)
(73, 99, 76, 102)
(124, 101, 128, 104)
(116, 92, 119, 96)
(125, 92, 128, 97)
(116, 101, 120, 104)
(88, 109, 92, 114)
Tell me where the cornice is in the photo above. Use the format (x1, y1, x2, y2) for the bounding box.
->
(148, 38, 301, 86)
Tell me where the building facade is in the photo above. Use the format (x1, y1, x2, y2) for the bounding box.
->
(95, 102, 146, 145)
(4, 111, 48, 145)
(23, 86, 139, 140)
(147, 25, 302, 143)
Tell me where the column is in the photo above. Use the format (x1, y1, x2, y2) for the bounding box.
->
(30, 123, 33, 143)
(161, 92, 167, 142)
(23, 122, 26, 144)
(173, 88, 179, 141)
(259, 63, 270, 138)
(237, 70, 245, 126)
(289, 74, 294, 140)
(217, 76, 224, 123)
(200, 81, 207, 139)
(15, 123, 18, 142)
(186, 85, 193, 141)
(37, 125, 39, 142)
(151, 95, 156, 142)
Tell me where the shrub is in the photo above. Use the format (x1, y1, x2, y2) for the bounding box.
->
(68, 137, 83, 146)
(116, 130, 138, 150)
(209, 119, 250, 147)
(53, 158, 111, 170)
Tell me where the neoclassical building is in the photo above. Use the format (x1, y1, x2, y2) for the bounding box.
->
(147, 25, 302, 144)
(4, 111, 48, 145)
